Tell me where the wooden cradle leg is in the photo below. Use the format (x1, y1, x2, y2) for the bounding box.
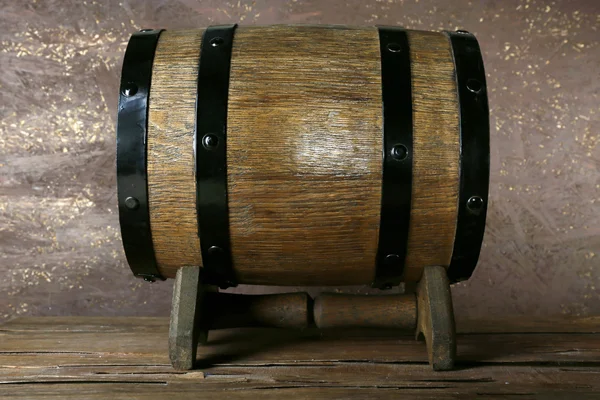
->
(169, 267, 208, 370)
(416, 265, 456, 371)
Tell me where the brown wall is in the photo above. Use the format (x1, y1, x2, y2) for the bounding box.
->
(1, 0, 598, 321)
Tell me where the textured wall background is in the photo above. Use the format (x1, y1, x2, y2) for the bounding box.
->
(1, 0, 598, 321)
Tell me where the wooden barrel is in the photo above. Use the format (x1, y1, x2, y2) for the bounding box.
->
(116, 25, 489, 288)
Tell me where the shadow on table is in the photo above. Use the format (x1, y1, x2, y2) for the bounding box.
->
(194, 327, 415, 369)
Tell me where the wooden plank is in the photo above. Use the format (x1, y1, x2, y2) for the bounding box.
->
(6, 315, 600, 333)
(1, 317, 600, 398)
(3, 361, 600, 385)
(3, 330, 598, 370)
(457, 315, 600, 334)
(0, 317, 167, 333)
(2, 322, 600, 366)
(147, 29, 205, 274)
(227, 25, 383, 285)
(403, 30, 460, 283)
(1, 365, 599, 399)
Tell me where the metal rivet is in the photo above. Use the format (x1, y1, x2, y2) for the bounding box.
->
(456, 29, 470, 34)
(467, 196, 484, 213)
(467, 78, 483, 94)
(139, 28, 154, 33)
(391, 144, 408, 161)
(202, 134, 219, 150)
(124, 196, 139, 210)
(387, 42, 402, 53)
(208, 245, 223, 255)
(210, 37, 224, 47)
(384, 254, 401, 265)
(121, 83, 138, 97)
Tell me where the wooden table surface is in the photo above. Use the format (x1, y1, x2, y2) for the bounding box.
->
(1, 316, 599, 399)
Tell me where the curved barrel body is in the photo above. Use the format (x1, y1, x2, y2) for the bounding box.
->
(116, 25, 489, 287)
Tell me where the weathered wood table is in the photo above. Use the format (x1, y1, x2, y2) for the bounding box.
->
(1, 316, 599, 399)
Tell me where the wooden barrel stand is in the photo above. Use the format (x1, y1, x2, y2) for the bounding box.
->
(169, 265, 455, 371)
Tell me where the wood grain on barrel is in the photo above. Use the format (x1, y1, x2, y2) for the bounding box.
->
(403, 31, 460, 282)
(147, 30, 204, 277)
(227, 25, 383, 285)
(147, 26, 461, 284)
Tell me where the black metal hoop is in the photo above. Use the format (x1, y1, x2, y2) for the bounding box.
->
(116, 29, 165, 282)
(445, 30, 490, 283)
(373, 27, 413, 289)
(194, 25, 238, 288)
